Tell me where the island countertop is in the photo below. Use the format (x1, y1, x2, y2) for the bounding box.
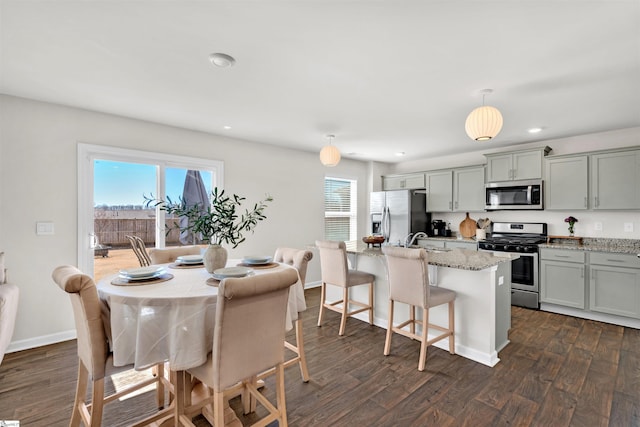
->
(344, 241, 518, 271)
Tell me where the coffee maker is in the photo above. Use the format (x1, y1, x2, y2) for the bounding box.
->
(430, 220, 447, 237)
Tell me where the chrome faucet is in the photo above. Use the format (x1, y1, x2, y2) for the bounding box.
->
(405, 231, 427, 248)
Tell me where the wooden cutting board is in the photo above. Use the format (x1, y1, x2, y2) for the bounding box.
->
(459, 212, 477, 238)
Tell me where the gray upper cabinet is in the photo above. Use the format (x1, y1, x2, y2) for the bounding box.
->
(426, 166, 485, 212)
(453, 166, 485, 212)
(544, 155, 589, 210)
(590, 150, 640, 209)
(425, 170, 453, 212)
(382, 173, 426, 191)
(485, 147, 551, 182)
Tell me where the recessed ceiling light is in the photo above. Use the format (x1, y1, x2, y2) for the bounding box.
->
(209, 53, 235, 68)
(395, 152, 406, 157)
(528, 127, 543, 134)
(223, 125, 232, 130)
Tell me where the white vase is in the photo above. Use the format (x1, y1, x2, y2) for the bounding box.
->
(203, 244, 228, 273)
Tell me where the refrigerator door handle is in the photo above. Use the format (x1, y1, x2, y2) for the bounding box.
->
(383, 206, 391, 241)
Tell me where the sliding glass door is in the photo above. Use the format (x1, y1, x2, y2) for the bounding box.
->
(79, 144, 223, 279)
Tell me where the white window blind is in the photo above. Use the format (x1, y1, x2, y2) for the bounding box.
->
(324, 177, 357, 241)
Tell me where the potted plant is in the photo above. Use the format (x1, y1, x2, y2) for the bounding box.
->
(145, 188, 273, 273)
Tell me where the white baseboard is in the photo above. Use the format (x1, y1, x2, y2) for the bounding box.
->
(7, 329, 76, 354)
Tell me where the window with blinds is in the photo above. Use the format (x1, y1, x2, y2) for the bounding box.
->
(324, 177, 357, 241)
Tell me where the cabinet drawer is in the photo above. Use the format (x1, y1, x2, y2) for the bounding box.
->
(540, 248, 585, 263)
(589, 252, 640, 269)
(445, 241, 477, 251)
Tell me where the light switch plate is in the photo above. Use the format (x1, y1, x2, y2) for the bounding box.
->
(594, 222, 603, 231)
(36, 221, 54, 235)
(624, 222, 634, 232)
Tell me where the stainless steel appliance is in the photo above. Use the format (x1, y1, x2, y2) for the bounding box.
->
(485, 179, 543, 210)
(478, 222, 547, 309)
(370, 189, 431, 246)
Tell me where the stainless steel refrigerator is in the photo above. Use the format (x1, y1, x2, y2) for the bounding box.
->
(370, 189, 431, 246)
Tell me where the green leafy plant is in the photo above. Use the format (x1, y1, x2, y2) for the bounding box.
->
(144, 188, 273, 248)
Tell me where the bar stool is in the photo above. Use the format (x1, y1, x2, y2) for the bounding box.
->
(382, 246, 456, 371)
(316, 240, 374, 336)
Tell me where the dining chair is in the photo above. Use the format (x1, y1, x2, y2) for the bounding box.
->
(0, 254, 19, 366)
(256, 247, 313, 382)
(176, 268, 299, 427)
(382, 246, 456, 371)
(51, 265, 171, 427)
(148, 246, 202, 264)
(125, 235, 152, 267)
(316, 240, 374, 336)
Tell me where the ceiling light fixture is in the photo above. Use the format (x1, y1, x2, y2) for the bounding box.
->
(319, 134, 341, 167)
(395, 151, 406, 157)
(528, 127, 542, 134)
(465, 89, 503, 142)
(209, 53, 236, 68)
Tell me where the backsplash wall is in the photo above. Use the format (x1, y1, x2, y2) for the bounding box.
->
(432, 210, 640, 240)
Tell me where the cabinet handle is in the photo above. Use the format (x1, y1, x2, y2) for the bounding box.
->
(555, 255, 570, 258)
(595, 196, 599, 207)
(591, 268, 595, 281)
(581, 267, 584, 278)
(606, 259, 626, 263)
(449, 201, 452, 210)
(584, 197, 588, 208)
(455, 201, 458, 209)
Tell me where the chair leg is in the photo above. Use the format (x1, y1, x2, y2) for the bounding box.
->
(339, 287, 349, 336)
(275, 364, 288, 427)
(368, 282, 374, 325)
(418, 308, 429, 371)
(294, 319, 310, 382)
(213, 390, 225, 427)
(70, 362, 88, 427)
(384, 299, 394, 356)
(154, 363, 165, 409)
(89, 378, 105, 427)
(448, 300, 455, 354)
(410, 304, 416, 335)
(317, 282, 326, 327)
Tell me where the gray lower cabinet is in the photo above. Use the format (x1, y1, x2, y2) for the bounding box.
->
(540, 249, 586, 308)
(445, 241, 477, 251)
(417, 239, 446, 250)
(589, 252, 640, 319)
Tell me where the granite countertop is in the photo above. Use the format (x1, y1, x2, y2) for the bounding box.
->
(539, 237, 640, 255)
(344, 241, 517, 271)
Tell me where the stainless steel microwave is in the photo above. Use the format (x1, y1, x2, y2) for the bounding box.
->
(485, 179, 543, 210)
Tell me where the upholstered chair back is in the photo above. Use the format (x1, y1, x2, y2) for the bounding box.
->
(212, 268, 298, 391)
(273, 247, 313, 285)
(382, 246, 430, 308)
(315, 240, 349, 287)
(51, 265, 109, 380)
(149, 246, 201, 264)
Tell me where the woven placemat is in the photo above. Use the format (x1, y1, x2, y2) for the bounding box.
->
(206, 277, 220, 287)
(111, 273, 174, 286)
(168, 263, 204, 269)
(236, 262, 279, 269)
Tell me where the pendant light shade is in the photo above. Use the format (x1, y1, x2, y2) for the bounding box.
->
(319, 134, 341, 167)
(465, 105, 503, 141)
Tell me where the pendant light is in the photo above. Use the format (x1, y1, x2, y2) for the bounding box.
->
(319, 134, 341, 167)
(465, 89, 503, 141)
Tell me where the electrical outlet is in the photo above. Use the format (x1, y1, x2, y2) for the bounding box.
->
(624, 223, 634, 232)
(594, 222, 603, 231)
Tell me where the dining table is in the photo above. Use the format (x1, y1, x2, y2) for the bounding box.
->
(96, 257, 306, 424)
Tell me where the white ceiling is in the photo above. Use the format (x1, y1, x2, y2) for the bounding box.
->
(2, 1, 639, 163)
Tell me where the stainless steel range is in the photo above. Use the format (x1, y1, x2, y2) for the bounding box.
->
(478, 222, 547, 309)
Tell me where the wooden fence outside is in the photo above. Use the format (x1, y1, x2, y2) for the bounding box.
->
(94, 218, 182, 247)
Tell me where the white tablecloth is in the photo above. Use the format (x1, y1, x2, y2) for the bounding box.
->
(97, 260, 305, 371)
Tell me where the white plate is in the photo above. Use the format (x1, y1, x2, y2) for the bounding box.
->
(176, 255, 203, 264)
(119, 266, 166, 279)
(243, 255, 272, 265)
(213, 266, 253, 279)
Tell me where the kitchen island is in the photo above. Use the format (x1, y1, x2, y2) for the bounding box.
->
(325, 242, 517, 367)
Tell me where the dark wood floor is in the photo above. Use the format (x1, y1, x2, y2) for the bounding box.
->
(1, 287, 639, 426)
